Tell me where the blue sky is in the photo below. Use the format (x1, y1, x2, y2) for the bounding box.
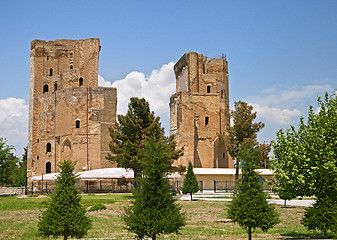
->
(0, 0, 336, 157)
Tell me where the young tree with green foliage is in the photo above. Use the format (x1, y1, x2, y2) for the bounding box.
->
(12, 147, 27, 187)
(271, 128, 304, 207)
(272, 92, 337, 235)
(38, 160, 91, 240)
(228, 139, 280, 240)
(181, 162, 199, 200)
(107, 97, 182, 186)
(223, 101, 265, 179)
(0, 138, 18, 186)
(123, 138, 185, 240)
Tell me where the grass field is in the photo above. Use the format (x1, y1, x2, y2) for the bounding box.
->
(0, 194, 333, 239)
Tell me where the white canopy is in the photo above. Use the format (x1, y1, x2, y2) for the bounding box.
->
(193, 168, 273, 176)
(31, 168, 181, 181)
(31, 172, 59, 181)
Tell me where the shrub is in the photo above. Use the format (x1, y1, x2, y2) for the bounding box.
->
(88, 203, 107, 212)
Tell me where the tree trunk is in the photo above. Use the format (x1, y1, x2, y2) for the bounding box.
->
(248, 226, 252, 240)
(190, 193, 192, 201)
(64, 235, 68, 240)
(235, 158, 239, 180)
(133, 168, 141, 188)
(152, 234, 156, 240)
(284, 199, 287, 208)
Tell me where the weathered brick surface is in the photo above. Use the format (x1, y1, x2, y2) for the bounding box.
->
(28, 39, 117, 185)
(170, 52, 233, 168)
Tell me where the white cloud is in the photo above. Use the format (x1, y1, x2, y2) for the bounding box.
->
(250, 84, 333, 108)
(98, 62, 176, 134)
(247, 83, 334, 126)
(251, 103, 301, 125)
(0, 97, 28, 156)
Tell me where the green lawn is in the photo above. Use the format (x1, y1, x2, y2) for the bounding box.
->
(0, 194, 333, 239)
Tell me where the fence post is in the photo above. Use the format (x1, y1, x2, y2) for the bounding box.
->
(214, 180, 217, 193)
(226, 180, 228, 192)
(199, 181, 203, 193)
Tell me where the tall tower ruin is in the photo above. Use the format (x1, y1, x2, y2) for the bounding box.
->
(170, 52, 233, 168)
(27, 38, 117, 183)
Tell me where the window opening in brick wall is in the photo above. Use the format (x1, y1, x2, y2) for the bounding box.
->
(205, 117, 209, 126)
(49, 68, 53, 76)
(46, 162, 51, 173)
(46, 143, 51, 153)
(79, 77, 83, 87)
(43, 84, 49, 93)
(70, 65, 73, 69)
(207, 85, 211, 93)
(76, 120, 80, 128)
(54, 83, 57, 91)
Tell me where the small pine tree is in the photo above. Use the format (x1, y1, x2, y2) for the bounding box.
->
(228, 139, 280, 240)
(38, 160, 91, 240)
(181, 162, 199, 200)
(123, 138, 185, 240)
(302, 197, 337, 237)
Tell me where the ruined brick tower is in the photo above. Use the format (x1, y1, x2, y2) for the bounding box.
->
(27, 38, 117, 183)
(170, 52, 234, 168)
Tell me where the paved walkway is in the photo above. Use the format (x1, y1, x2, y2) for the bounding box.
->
(179, 192, 314, 207)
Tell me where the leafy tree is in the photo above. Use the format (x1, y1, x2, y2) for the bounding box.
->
(271, 128, 305, 207)
(0, 138, 18, 186)
(181, 162, 199, 200)
(38, 160, 91, 240)
(256, 141, 272, 169)
(12, 147, 27, 187)
(123, 138, 185, 240)
(228, 139, 280, 240)
(272, 92, 337, 234)
(107, 97, 182, 186)
(224, 101, 264, 179)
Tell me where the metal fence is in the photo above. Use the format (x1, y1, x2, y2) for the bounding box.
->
(29, 179, 183, 195)
(214, 180, 272, 193)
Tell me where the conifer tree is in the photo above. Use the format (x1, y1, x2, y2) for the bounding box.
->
(107, 97, 182, 186)
(38, 160, 91, 240)
(181, 162, 199, 200)
(228, 139, 279, 240)
(123, 138, 185, 240)
(302, 197, 337, 238)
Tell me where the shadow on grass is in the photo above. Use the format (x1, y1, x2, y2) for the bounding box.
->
(280, 206, 296, 209)
(281, 231, 334, 239)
